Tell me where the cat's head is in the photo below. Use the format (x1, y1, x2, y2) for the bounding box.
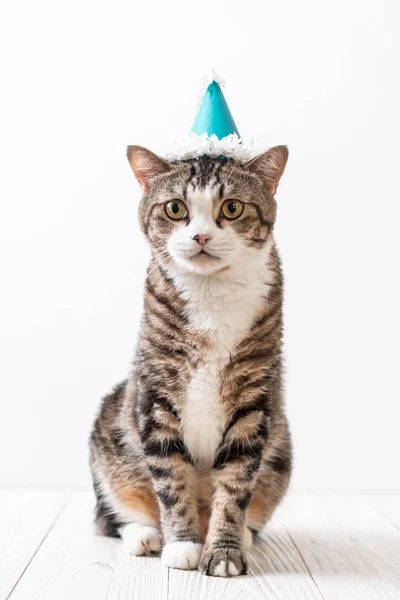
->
(127, 145, 288, 276)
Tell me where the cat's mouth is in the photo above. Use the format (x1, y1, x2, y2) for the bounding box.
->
(193, 249, 220, 260)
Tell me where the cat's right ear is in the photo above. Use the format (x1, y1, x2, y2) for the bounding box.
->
(127, 146, 172, 193)
(245, 145, 288, 194)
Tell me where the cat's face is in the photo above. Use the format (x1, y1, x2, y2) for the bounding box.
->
(127, 147, 288, 276)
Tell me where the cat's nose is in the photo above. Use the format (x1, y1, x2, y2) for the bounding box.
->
(193, 234, 213, 246)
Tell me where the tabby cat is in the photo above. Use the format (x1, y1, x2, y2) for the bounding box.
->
(89, 145, 292, 577)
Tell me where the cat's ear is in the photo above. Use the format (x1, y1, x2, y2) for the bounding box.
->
(127, 146, 172, 193)
(245, 145, 288, 194)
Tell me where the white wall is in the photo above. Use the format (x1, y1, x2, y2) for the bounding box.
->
(1, 0, 399, 492)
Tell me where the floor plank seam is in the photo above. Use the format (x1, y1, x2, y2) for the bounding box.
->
(285, 528, 325, 600)
(166, 566, 170, 600)
(6, 492, 73, 600)
(249, 564, 279, 600)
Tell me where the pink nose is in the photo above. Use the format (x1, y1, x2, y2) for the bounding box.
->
(193, 234, 212, 246)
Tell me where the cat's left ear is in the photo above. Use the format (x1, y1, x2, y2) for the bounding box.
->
(245, 145, 288, 194)
(127, 145, 172, 193)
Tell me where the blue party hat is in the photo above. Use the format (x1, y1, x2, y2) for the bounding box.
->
(191, 79, 240, 140)
(164, 73, 264, 163)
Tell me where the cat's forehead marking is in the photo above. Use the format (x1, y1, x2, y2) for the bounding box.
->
(186, 185, 215, 209)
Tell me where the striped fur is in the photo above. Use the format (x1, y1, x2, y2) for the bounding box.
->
(89, 146, 291, 577)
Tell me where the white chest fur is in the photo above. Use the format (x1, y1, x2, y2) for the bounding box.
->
(169, 243, 274, 466)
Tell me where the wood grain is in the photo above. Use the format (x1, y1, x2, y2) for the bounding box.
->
(9, 492, 168, 600)
(5, 492, 400, 599)
(0, 490, 69, 599)
(278, 494, 400, 600)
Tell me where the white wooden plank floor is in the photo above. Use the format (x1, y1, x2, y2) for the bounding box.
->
(1, 492, 399, 600)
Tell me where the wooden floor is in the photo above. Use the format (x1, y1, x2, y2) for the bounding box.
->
(0, 492, 399, 599)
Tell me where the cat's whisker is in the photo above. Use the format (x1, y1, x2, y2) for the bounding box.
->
(147, 253, 172, 276)
(235, 244, 262, 259)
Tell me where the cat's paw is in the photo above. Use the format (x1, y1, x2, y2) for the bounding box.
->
(199, 546, 248, 577)
(161, 541, 203, 570)
(120, 523, 162, 556)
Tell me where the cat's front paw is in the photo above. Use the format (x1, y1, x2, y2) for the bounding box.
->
(199, 546, 248, 577)
(162, 541, 203, 570)
(120, 523, 162, 556)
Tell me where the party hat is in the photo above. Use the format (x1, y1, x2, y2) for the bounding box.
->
(191, 79, 240, 140)
(164, 72, 265, 163)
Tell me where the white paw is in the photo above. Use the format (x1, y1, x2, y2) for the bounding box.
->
(214, 559, 241, 577)
(161, 541, 203, 570)
(242, 526, 253, 551)
(120, 523, 162, 556)
(199, 546, 247, 577)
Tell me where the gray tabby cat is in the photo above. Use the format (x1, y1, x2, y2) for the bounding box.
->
(89, 145, 292, 577)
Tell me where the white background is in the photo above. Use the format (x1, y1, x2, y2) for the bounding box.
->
(1, 0, 399, 492)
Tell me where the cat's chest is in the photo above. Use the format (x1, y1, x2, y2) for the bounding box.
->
(182, 342, 231, 466)
(180, 278, 268, 466)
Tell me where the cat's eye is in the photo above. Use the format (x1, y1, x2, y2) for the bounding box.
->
(220, 200, 244, 220)
(164, 200, 188, 221)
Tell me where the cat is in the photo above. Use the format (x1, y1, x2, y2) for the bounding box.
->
(89, 145, 292, 577)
